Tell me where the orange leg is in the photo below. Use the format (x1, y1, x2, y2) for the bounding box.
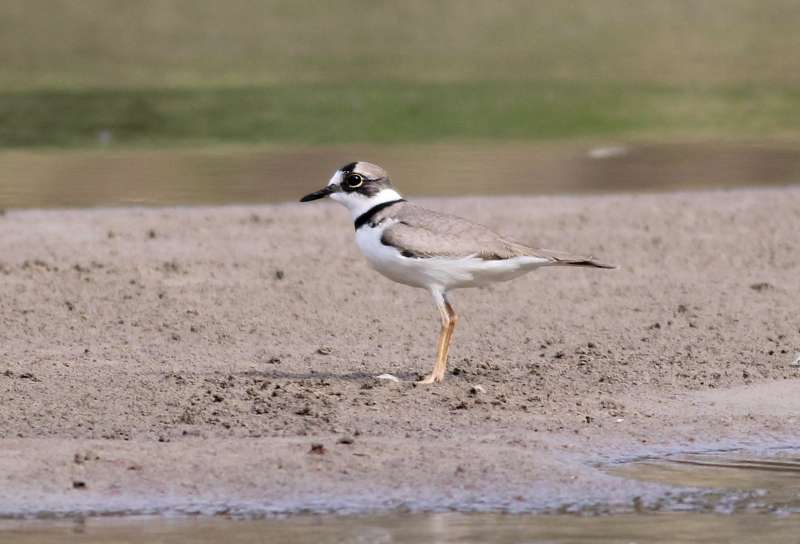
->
(417, 292, 458, 384)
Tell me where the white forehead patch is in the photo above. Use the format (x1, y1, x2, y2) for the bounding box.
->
(327, 170, 343, 186)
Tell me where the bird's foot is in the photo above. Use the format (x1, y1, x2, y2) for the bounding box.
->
(416, 373, 443, 385)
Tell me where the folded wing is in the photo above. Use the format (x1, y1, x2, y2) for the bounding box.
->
(381, 204, 615, 268)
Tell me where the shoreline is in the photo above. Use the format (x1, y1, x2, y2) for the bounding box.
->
(1, 422, 798, 519)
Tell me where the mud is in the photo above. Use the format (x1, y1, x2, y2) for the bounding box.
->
(0, 187, 799, 516)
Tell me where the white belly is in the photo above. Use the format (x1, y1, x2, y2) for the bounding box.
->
(355, 224, 549, 291)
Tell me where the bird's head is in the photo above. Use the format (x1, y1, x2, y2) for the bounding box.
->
(300, 162, 403, 219)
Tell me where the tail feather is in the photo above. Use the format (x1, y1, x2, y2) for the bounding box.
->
(551, 257, 617, 269)
(509, 242, 617, 269)
(526, 247, 617, 269)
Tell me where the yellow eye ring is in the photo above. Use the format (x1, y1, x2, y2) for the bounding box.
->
(345, 174, 364, 188)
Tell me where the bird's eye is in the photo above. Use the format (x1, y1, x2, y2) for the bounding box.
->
(345, 174, 364, 188)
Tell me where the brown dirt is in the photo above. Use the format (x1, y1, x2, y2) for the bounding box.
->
(0, 187, 799, 516)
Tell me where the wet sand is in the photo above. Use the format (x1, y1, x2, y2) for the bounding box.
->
(0, 187, 799, 516)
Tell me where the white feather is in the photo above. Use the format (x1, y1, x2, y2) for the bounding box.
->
(331, 187, 403, 221)
(356, 221, 549, 291)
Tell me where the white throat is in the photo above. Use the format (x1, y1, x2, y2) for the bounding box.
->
(331, 188, 404, 220)
(327, 170, 403, 220)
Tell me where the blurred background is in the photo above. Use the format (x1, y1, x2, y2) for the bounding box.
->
(1, 0, 800, 208)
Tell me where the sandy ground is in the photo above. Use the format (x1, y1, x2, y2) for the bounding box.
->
(0, 187, 799, 517)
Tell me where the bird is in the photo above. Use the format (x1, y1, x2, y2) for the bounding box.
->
(300, 161, 615, 384)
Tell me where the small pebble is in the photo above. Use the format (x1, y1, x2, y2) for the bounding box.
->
(750, 282, 773, 292)
(469, 385, 486, 395)
(317, 347, 332, 355)
(375, 373, 401, 382)
(309, 443, 326, 455)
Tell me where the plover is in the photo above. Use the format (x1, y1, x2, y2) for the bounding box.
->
(301, 162, 615, 384)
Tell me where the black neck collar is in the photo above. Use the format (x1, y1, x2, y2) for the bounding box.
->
(354, 199, 405, 230)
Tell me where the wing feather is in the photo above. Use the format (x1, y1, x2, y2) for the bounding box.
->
(380, 205, 528, 260)
(378, 203, 615, 268)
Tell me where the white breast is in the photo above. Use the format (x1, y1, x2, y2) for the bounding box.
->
(355, 222, 548, 291)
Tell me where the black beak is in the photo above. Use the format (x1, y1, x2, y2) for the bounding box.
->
(300, 185, 335, 202)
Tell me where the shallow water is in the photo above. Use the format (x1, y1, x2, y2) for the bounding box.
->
(2, 450, 799, 543)
(1, 142, 799, 209)
(2, 512, 800, 544)
(610, 450, 800, 515)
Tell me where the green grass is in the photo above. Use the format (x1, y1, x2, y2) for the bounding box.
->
(2, 82, 800, 148)
(3, 0, 800, 90)
(2, 1, 800, 148)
